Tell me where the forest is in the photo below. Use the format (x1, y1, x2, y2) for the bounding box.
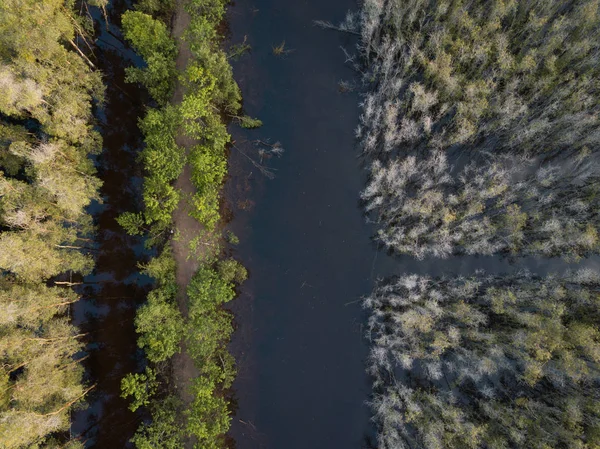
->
(355, 0, 600, 448)
(3, 0, 600, 448)
(0, 0, 250, 447)
(0, 0, 104, 447)
(357, 0, 600, 260)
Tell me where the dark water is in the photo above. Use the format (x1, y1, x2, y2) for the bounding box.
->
(224, 1, 395, 448)
(72, 1, 149, 446)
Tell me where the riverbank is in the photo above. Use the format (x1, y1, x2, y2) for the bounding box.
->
(117, 0, 252, 447)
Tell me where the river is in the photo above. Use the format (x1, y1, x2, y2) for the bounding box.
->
(224, 1, 395, 447)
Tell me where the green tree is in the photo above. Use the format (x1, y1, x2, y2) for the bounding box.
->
(122, 10, 177, 104)
(121, 367, 158, 412)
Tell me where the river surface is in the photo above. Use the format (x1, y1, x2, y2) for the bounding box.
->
(224, 1, 395, 448)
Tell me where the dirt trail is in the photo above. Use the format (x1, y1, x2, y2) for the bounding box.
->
(169, 1, 203, 445)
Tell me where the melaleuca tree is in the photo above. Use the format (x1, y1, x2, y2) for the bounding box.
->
(0, 297, 88, 448)
(364, 270, 600, 449)
(356, 0, 600, 261)
(357, 0, 600, 158)
(362, 150, 600, 260)
(0, 0, 102, 446)
(0, 0, 103, 147)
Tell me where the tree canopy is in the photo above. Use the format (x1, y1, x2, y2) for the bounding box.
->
(365, 271, 600, 449)
(0, 0, 102, 446)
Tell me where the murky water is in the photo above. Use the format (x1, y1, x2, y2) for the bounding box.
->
(72, 1, 149, 446)
(224, 1, 395, 448)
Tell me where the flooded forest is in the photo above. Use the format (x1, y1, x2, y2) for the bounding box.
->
(1, 1, 600, 449)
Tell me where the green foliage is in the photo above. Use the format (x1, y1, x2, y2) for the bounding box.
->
(185, 14, 241, 114)
(228, 39, 251, 61)
(140, 246, 177, 282)
(117, 212, 146, 236)
(0, 315, 87, 448)
(226, 231, 239, 245)
(142, 174, 180, 231)
(0, 2, 101, 445)
(187, 377, 230, 449)
(189, 188, 220, 230)
(133, 105, 185, 234)
(121, 367, 158, 412)
(130, 396, 183, 449)
(185, 261, 244, 445)
(217, 258, 248, 284)
(135, 288, 183, 362)
(139, 105, 183, 182)
(0, 0, 104, 147)
(120, 1, 252, 448)
(125, 53, 177, 105)
(135, 249, 183, 363)
(239, 115, 263, 129)
(135, 0, 175, 16)
(122, 11, 176, 61)
(187, 265, 236, 310)
(122, 10, 177, 104)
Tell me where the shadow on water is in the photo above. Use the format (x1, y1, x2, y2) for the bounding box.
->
(72, 1, 150, 446)
(223, 1, 600, 449)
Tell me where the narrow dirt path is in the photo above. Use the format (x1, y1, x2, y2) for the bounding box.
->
(169, 1, 204, 446)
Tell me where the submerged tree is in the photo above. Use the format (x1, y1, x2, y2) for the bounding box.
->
(364, 270, 600, 449)
(356, 0, 600, 261)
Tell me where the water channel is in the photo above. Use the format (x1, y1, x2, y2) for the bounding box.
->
(72, 1, 148, 446)
(225, 1, 395, 447)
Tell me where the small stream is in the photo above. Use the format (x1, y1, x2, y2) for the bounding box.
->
(72, 1, 149, 446)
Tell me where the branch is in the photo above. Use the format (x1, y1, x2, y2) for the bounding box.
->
(26, 333, 88, 343)
(313, 20, 360, 35)
(232, 144, 276, 179)
(40, 384, 96, 416)
(59, 354, 90, 371)
(68, 39, 96, 68)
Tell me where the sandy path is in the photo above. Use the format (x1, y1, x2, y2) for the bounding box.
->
(169, 2, 204, 446)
